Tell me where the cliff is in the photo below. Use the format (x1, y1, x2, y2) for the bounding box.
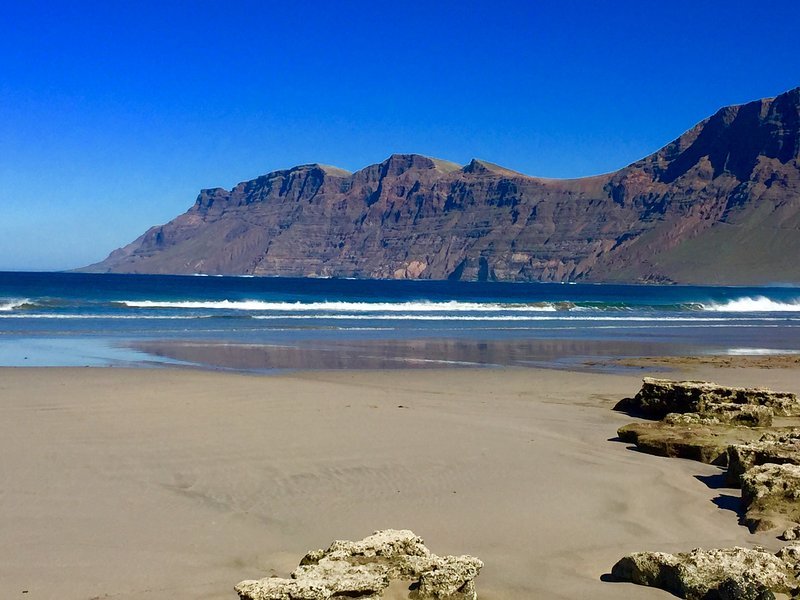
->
(84, 87, 800, 283)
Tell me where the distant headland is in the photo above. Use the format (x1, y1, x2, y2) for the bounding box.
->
(82, 86, 800, 285)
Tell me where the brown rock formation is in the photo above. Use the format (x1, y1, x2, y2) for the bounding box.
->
(741, 463, 800, 532)
(615, 378, 799, 466)
(616, 421, 766, 465)
(83, 87, 800, 284)
(234, 529, 482, 600)
(613, 378, 799, 420)
(609, 379, 800, 597)
(611, 546, 800, 599)
(615, 381, 800, 534)
(727, 429, 800, 485)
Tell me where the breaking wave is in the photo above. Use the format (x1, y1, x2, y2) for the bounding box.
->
(6, 296, 800, 316)
(0, 299, 29, 311)
(119, 300, 569, 312)
(251, 314, 757, 322)
(0, 314, 200, 319)
(703, 297, 800, 312)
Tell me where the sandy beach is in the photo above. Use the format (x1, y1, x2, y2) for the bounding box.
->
(1, 363, 796, 599)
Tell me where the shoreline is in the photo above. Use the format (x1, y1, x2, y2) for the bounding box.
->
(8, 333, 796, 374)
(2, 364, 798, 598)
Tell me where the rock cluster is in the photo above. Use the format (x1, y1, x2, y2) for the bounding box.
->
(615, 378, 793, 466)
(611, 380, 800, 596)
(617, 381, 800, 534)
(611, 545, 800, 599)
(235, 529, 483, 600)
(616, 379, 798, 467)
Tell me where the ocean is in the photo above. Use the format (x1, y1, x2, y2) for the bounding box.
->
(1, 271, 799, 371)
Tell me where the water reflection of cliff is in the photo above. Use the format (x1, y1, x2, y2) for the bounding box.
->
(130, 338, 683, 372)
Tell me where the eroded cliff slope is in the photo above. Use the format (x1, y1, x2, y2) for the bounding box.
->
(85, 87, 800, 283)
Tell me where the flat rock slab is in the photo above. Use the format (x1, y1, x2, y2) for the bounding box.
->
(617, 421, 766, 465)
(615, 378, 800, 419)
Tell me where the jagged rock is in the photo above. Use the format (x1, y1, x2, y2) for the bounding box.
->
(780, 525, 800, 541)
(777, 542, 800, 570)
(235, 529, 483, 600)
(416, 555, 482, 600)
(727, 429, 800, 485)
(614, 378, 798, 419)
(741, 463, 800, 532)
(611, 546, 800, 599)
(617, 421, 764, 465)
(300, 529, 431, 570)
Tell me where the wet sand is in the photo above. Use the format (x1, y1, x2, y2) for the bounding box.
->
(130, 337, 694, 372)
(607, 353, 800, 371)
(0, 364, 796, 599)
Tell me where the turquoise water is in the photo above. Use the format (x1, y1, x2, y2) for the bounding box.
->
(1, 272, 799, 370)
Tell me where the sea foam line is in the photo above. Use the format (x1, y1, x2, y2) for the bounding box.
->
(251, 314, 788, 322)
(0, 313, 794, 322)
(119, 300, 563, 312)
(115, 298, 800, 313)
(725, 348, 800, 355)
(703, 296, 800, 312)
(0, 314, 200, 320)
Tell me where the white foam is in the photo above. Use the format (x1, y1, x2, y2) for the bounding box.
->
(0, 314, 200, 319)
(0, 299, 28, 311)
(703, 296, 800, 312)
(1, 311, 796, 323)
(251, 314, 770, 322)
(119, 300, 563, 312)
(725, 348, 800, 355)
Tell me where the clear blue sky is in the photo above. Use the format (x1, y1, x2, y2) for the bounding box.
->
(1, 0, 798, 270)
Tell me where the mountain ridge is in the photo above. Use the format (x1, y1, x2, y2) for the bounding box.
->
(84, 86, 800, 284)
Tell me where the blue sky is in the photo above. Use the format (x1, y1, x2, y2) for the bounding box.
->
(1, 0, 798, 270)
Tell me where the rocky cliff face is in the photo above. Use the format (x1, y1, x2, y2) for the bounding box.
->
(85, 87, 800, 283)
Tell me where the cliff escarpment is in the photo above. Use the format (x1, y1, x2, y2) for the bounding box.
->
(85, 87, 800, 283)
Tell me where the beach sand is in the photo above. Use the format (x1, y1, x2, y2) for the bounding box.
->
(1, 364, 797, 599)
